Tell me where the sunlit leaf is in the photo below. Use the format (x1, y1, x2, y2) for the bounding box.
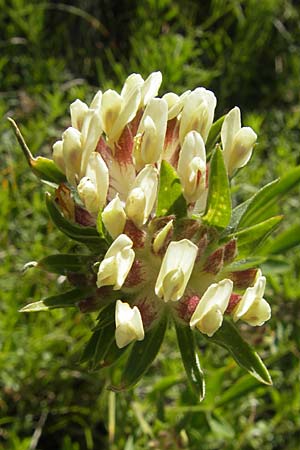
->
(238, 166, 300, 228)
(156, 160, 187, 218)
(206, 319, 272, 385)
(202, 147, 231, 228)
(175, 321, 205, 401)
(20, 287, 94, 312)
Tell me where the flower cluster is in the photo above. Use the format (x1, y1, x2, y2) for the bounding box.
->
(51, 71, 270, 349)
(15, 71, 279, 393)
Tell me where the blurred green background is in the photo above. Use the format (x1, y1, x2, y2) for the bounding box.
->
(1, 0, 300, 449)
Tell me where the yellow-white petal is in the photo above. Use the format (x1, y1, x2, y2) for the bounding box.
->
(177, 131, 206, 203)
(163, 90, 191, 120)
(135, 98, 168, 167)
(221, 107, 257, 175)
(155, 239, 198, 302)
(190, 279, 233, 336)
(89, 90, 102, 111)
(121, 73, 144, 102)
(80, 110, 103, 177)
(179, 88, 216, 144)
(125, 165, 158, 227)
(152, 220, 174, 253)
(70, 99, 89, 130)
(140, 71, 162, 107)
(97, 234, 135, 290)
(102, 195, 126, 239)
(62, 127, 82, 185)
(78, 152, 108, 214)
(233, 273, 271, 326)
(115, 300, 144, 348)
(101, 90, 123, 136)
(52, 140, 65, 173)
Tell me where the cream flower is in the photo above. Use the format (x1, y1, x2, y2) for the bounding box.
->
(155, 239, 198, 302)
(115, 300, 145, 348)
(77, 152, 109, 215)
(134, 98, 168, 168)
(162, 90, 191, 120)
(125, 165, 158, 227)
(232, 271, 271, 326)
(177, 130, 206, 203)
(102, 195, 126, 239)
(179, 87, 217, 144)
(97, 234, 135, 290)
(221, 106, 257, 175)
(190, 279, 233, 337)
(152, 219, 174, 253)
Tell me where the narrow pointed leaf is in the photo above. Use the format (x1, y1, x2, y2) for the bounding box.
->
(8, 117, 66, 184)
(175, 321, 205, 401)
(95, 302, 116, 330)
(206, 115, 225, 154)
(46, 193, 108, 249)
(109, 314, 168, 391)
(80, 324, 115, 368)
(259, 223, 300, 255)
(206, 319, 272, 385)
(229, 216, 283, 258)
(238, 166, 300, 228)
(20, 287, 95, 312)
(202, 147, 231, 228)
(38, 254, 94, 274)
(99, 339, 128, 369)
(156, 160, 187, 218)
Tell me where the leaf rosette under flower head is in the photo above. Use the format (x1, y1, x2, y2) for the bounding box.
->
(13, 70, 300, 399)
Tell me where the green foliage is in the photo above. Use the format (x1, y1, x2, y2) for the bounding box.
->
(156, 160, 187, 218)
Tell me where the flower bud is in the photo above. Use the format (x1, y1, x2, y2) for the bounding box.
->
(155, 239, 198, 302)
(163, 90, 191, 120)
(221, 106, 257, 175)
(52, 140, 65, 173)
(102, 195, 126, 238)
(135, 98, 168, 168)
(115, 300, 145, 348)
(177, 131, 206, 203)
(125, 165, 158, 227)
(77, 152, 108, 215)
(152, 219, 173, 254)
(62, 127, 82, 185)
(97, 234, 135, 290)
(80, 110, 103, 177)
(232, 271, 271, 326)
(140, 71, 162, 107)
(70, 99, 89, 130)
(190, 279, 233, 336)
(179, 88, 216, 144)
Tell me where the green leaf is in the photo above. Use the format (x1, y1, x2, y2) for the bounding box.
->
(175, 321, 205, 401)
(99, 339, 128, 369)
(20, 287, 94, 312)
(226, 257, 267, 271)
(81, 324, 115, 368)
(38, 253, 94, 274)
(259, 224, 300, 255)
(202, 147, 231, 228)
(206, 319, 272, 385)
(229, 216, 283, 258)
(109, 314, 168, 391)
(238, 166, 300, 228)
(95, 302, 116, 329)
(8, 117, 66, 184)
(46, 193, 108, 250)
(206, 115, 225, 154)
(156, 160, 187, 218)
